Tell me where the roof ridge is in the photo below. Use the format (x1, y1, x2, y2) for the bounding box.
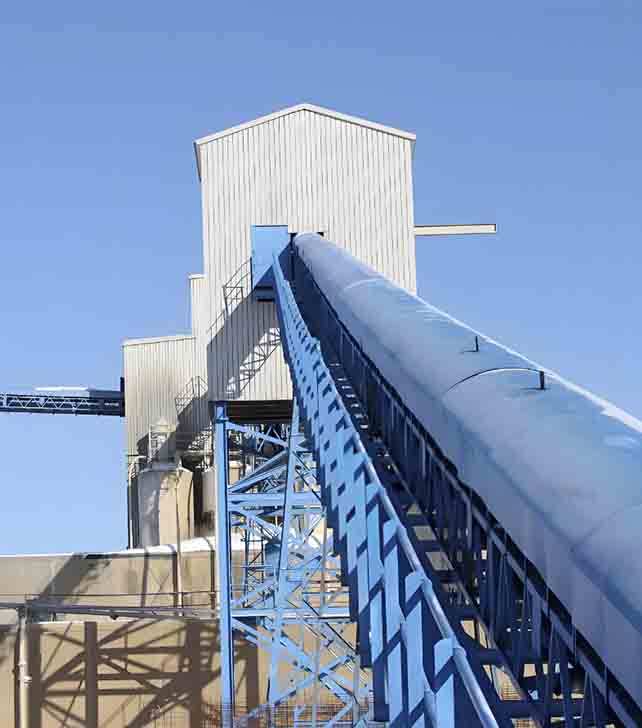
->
(193, 103, 416, 146)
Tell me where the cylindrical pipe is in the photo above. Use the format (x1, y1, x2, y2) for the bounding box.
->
(18, 608, 31, 728)
(173, 472, 184, 609)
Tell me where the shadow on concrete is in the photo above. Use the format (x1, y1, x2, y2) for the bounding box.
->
(0, 540, 223, 726)
(26, 618, 227, 728)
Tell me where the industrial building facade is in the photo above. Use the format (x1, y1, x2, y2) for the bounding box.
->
(1, 101, 633, 728)
(0, 104, 424, 728)
(123, 103, 418, 547)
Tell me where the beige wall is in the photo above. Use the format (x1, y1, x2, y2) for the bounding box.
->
(0, 547, 249, 727)
(0, 546, 356, 726)
(0, 619, 355, 728)
(0, 618, 267, 728)
(0, 544, 215, 624)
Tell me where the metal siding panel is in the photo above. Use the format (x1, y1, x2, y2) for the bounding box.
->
(128, 108, 416, 452)
(388, 133, 400, 285)
(313, 112, 327, 235)
(199, 108, 414, 402)
(123, 336, 198, 455)
(405, 141, 417, 292)
(190, 275, 208, 381)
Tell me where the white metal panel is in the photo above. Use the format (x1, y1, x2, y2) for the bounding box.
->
(194, 102, 416, 149)
(123, 273, 211, 457)
(415, 224, 497, 236)
(124, 105, 418, 454)
(199, 106, 416, 402)
(123, 335, 197, 455)
(189, 274, 207, 337)
(190, 273, 209, 380)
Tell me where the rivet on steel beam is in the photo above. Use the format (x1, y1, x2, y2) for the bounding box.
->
(539, 370, 546, 390)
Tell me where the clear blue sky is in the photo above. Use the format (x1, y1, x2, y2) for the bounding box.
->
(1, 2, 640, 554)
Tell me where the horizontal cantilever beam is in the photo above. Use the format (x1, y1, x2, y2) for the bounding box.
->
(415, 223, 497, 236)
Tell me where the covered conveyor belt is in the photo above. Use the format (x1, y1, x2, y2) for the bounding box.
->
(274, 233, 642, 727)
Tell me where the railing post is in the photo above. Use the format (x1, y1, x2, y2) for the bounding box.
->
(366, 483, 388, 721)
(434, 638, 456, 728)
(405, 572, 427, 727)
(383, 521, 405, 726)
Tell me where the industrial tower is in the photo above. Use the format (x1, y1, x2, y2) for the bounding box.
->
(0, 104, 636, 728)
(122, 103, 419, 551)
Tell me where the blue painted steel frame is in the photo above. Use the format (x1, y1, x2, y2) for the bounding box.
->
(273, 252, 501, 728)
(214, 402, 235, 716)
(212, 397, 365, 725)
(293, 249, 635, 728)
(250, 225, 290, 300)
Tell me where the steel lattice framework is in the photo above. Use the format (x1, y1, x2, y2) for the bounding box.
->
(214, 398, 370, 726)
(210, 247, 633, 726)
(214, 253, 502, 727)
(0, 390, 124, 416)
(291, 247, 633, 728)
(5, 245, 630, 726)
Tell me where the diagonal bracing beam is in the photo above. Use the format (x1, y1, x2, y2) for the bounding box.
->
(212, 391, 365, 726)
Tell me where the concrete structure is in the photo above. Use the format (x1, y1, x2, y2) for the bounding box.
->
(0, 540, 352, 726)
(0, 542, 278, 727)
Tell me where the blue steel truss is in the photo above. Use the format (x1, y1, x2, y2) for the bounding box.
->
(213, 400, 366, 727)
(292, 250, 634, 728)
(209, 244, 633, 727)
(0, 390, 124, 416)
(272, 252, 502, 728)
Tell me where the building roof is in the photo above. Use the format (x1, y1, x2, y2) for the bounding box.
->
(193, 103, 416, 178)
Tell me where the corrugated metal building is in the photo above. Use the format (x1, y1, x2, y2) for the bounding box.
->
(123, 103, 417, 461)
(197, 103, 416, 402)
